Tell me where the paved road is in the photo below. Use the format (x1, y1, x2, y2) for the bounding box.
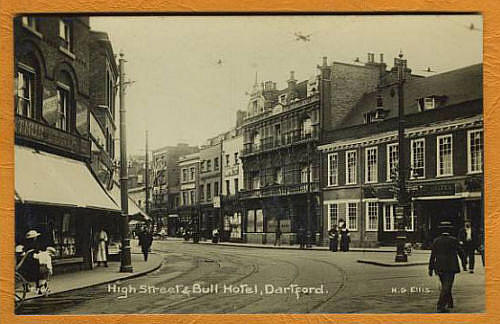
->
(19, 240, 485, 314)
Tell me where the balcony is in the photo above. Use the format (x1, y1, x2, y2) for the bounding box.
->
(239, 182, 320, 199)
(15, 115, 91, 159)
(242, 128, 319, 156)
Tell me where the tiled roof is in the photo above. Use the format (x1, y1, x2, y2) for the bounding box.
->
(340, 63, 482, 127)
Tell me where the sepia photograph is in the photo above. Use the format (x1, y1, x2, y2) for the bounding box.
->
(12, 14, 483, 314)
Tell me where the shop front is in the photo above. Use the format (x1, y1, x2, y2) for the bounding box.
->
(15, 145, 121, 273)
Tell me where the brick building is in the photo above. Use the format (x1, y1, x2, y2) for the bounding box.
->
(151, 144, 198, 228)
(239, 55, 391, 245)
(198, 136, 223, 238)
(221, 127, 244, 241)
(174, 152, 200, 236)
(318, 61, 483, 247)
(14, 16, 122, 271)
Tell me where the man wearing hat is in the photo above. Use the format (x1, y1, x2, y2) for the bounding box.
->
(18, 230, 43, 293)
(428, 221, 465, 313)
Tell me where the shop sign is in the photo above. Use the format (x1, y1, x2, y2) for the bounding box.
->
(280, 219, 291, 233)
(416, 183, 455, 197)
(15, 115, 90, 158)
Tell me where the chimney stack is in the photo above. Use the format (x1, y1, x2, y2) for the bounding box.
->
(380, 53, 384, 63)
(322, 56, 327, 67)
(289, 70, 296, 82)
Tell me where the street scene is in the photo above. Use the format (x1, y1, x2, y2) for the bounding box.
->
(13, 14, 484, 314)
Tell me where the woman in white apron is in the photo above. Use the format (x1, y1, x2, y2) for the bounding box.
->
(96, 228, 108, 267)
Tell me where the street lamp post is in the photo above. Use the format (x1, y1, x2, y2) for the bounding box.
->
(119, 52, 133, 272)
(394, 52, 408, 263)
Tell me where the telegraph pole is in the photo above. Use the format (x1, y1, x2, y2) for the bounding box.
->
(395, 51, 408, 263)
(119, 52, 133, 272)
(145, 130, 150, 215)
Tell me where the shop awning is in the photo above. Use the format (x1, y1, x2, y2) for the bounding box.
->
(110, 181, 151, 221)
(15, 145, 120, 212)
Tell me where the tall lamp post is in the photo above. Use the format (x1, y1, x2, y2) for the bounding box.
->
(119, 52, 133, 272)
(394, 51, 409, 263)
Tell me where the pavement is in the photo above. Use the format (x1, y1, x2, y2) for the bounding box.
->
(196, 239, 432, 254)
(24, 241, 163, 300)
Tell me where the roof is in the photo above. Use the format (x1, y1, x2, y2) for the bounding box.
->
(341, 63, 482, 127)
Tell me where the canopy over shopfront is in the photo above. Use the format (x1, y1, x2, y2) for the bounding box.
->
(110, 181, 151, 222)
(15, 145, 120, 212)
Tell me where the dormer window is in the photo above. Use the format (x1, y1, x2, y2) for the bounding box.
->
(417, 96, 446, 111)
(279, 94, 287, 104)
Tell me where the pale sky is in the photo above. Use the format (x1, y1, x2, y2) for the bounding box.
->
(90, 15, 482, 156)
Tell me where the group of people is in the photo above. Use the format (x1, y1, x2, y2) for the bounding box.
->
(327, 219, 350, 252)
(429, 219, 484, 313)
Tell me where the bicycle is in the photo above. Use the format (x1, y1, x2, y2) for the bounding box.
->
(15, 249, 33, 311)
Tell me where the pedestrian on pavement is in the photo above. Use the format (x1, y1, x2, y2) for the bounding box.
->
(18, 230, 44, 293)
(328, 225, 339, 252)
(95, 227, 108, 267)
(338, 220, 350, 252)
(297, 226, 305, 249)
(428, 220, 465, 313)
(458, 220, 478, 273)
(274, 226, 282, 246)
(212, 227, 220, 244)
(138, 226, 153, 262)
(478, 228, 485, 267)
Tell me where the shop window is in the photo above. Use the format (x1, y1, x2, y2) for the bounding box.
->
(346, 150, 357, 185)
(366, 202, 378, 231)
(387, 143, 399, 181)
(468, 129, 483, 174)
(47, 213, 77, 258)
(365, 147, 378, 183)
(410, 139, 425, 179)
(328, 203, 338, 229)
(256, 209, 264, 232)
(327, 153, 338, 186)
(346, 202, 358, 231)
(246, 210, 255, 232)
(437, 135, 453, 177)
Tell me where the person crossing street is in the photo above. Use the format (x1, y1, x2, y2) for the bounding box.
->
(428, 221, 465, 313)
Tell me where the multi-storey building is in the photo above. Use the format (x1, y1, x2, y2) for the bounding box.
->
(318, 61, 483, 247)
(174, 152, 200, 236)
(14, 16, 122, 271)
(198, 136, 223, 238)
(239, 55, 390, 245)
(151, 144, 198, 227)
(221, 127, 244, 241)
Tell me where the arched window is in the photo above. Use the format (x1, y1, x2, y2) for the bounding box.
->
(54, 70, 74, 132)
(16, 54, 41, 119)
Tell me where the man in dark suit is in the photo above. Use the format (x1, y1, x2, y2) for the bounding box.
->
(428, 221, 465, 313)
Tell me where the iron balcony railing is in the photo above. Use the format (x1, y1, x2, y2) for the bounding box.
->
(242, 128, 319, 156)
(239, 181, 320, 199)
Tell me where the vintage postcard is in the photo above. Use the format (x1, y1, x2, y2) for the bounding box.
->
(9, 14, 484, 315)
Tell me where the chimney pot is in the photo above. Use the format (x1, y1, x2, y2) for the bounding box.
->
(290, 70, 295, 80)
(322, 56, 327, 66)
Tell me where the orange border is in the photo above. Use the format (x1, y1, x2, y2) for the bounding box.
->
(1, 1, 498, 323)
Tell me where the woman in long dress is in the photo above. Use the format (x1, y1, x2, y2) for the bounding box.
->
(96, 228, 108, 267)
(339, 220, 350, 252)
